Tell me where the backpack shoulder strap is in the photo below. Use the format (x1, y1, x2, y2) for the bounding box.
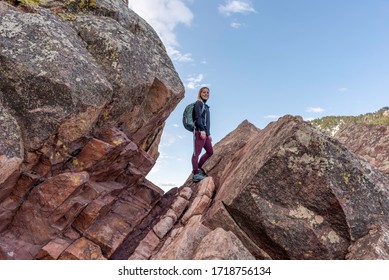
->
(197, 100, 205, 113)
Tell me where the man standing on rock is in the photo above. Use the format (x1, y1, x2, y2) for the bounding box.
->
(192, 87, 213, 182)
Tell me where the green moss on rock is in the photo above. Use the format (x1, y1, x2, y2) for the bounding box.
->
(78, 0, 96, 9)
(17, 0, 41, 6)
(57, 0, 97, 21)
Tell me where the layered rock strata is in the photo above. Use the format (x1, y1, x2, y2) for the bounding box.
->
(1, 0, 388, 260)
(123, 116, 389, 260)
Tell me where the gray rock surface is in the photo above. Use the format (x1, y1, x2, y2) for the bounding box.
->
(0, 0, 183, 259)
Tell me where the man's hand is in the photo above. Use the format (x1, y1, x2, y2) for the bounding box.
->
(200, 131, 206, 140)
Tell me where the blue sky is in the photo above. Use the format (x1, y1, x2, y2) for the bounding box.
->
(128, 0, 389, 192)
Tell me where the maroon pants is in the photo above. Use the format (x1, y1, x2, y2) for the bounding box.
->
(192, 131, 213, 174)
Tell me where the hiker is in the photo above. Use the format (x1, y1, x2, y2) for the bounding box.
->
(192, 86, 213, 182)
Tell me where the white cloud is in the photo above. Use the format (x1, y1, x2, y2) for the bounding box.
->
(186, 73, 205, 90)
(160, 182, 178, 188)
(338, 87, 348, 92)
(159, 131, 186, 147)
(169, 49, 193, 63)
(128, 0, 194, 62)
(219, 0, 256, 16)
(160, 132, 177, 147)
(148, 151, 168, 174)
(158, 181, 180, 191)
(264, 115, 280, 119)
(306, 107, 325, 113)
(231, 21, 243, 29)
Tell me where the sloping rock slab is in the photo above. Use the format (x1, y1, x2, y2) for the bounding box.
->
(204, 116, 389, 259)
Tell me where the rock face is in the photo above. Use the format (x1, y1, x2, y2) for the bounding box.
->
(334, 123, 389, 174)
(0, 0, 183, 259)
(1, 1, 388, 261)
(202, 116, 389, 259)
(121, 116, 389, 260)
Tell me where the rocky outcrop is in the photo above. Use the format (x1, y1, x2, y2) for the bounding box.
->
(346, 225, 389, 260)
(202, 116, 389, 259)
(123, 116, 389, 260)
(0, 0, 183, 259)
(310, 107, 389, 175)
(1, 1, 388, 261)
(334, 123, 389, 174)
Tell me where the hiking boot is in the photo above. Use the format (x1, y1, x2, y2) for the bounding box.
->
(193, 173, 206, 183)
(199, 168, 207, 176)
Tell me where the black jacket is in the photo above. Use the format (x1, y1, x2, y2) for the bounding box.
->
(193, 100, 210, 136)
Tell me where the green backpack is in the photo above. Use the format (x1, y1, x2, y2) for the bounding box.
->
(182, 101, 205, 132)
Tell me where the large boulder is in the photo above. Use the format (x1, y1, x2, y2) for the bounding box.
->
(202, 116, 389, 259)
(0, 0, 184, 259)
(0, 2, 113, 151)
(0, 104, 23, 209)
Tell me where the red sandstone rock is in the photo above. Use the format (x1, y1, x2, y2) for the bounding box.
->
(152, 215, 212, 260)
(58, 237, 106, 260)
(0, 155, 22, 203)
(346, 225, 389, 259)
(36, 238, 72, 260)
(128, 231, 160, 260)
(84, 213, 132, 258)
(193, 228, 255, 260)
(11, 172, 90, 244)
(334, 123, 389, 174)
(0, 0, 388, 262)
(202, 116, 389, 259)
(0, 0, 183, 260)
